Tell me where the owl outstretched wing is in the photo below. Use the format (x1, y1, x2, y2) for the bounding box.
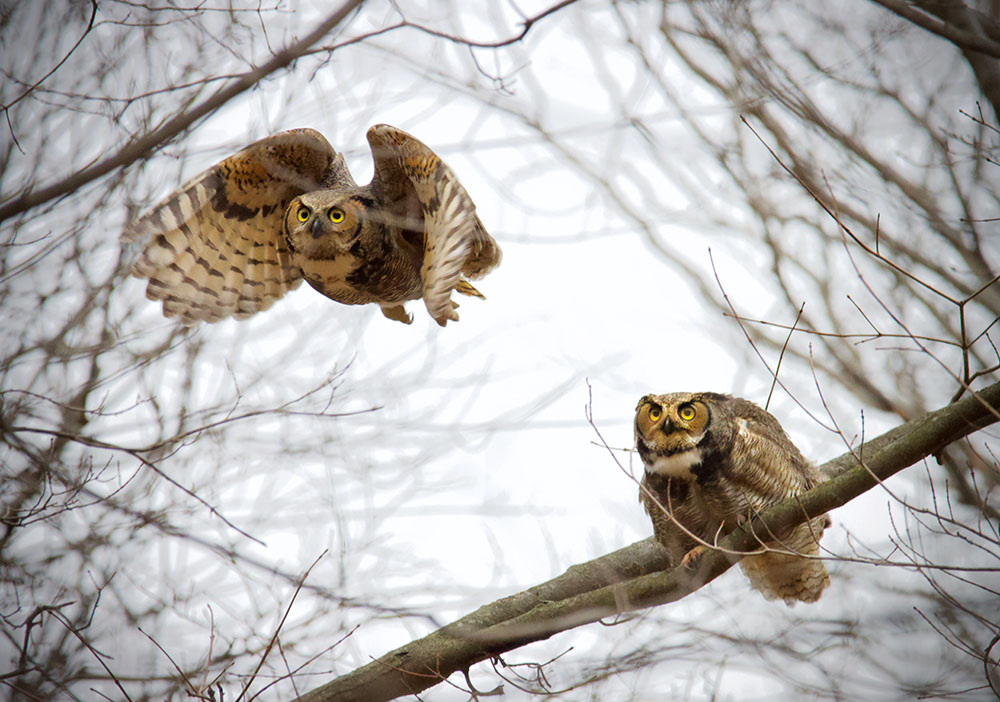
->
(366, 124, 501, 326)
(123, 128, 342, 324)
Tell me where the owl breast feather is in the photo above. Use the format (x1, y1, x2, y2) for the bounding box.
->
(647, 450, 704, 478)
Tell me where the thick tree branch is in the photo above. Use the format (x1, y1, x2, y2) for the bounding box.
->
(293, 380, 1000, 702)
(0, 0, 365, 224)
(871, 0, 1000, 118)
(871, 0, 1000, 59)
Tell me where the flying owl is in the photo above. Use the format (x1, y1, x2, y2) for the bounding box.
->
(634, 392, 831, 605)
(122, 125, 501, 326)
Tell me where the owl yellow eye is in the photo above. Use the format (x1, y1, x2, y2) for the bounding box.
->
(647, 405, 662, 422)
(296, 206, 311, 222)
(328, 207, 345, 223)
(678, 403, 697, 422)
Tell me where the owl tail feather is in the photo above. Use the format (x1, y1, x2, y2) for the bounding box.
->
(739, 518, 830, 605)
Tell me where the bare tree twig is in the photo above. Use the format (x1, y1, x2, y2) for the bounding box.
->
(241, 552, 327, 702)
(312, 0, 581, 53)
(2, 0, 98, 152)
(0, 0, 365, 224)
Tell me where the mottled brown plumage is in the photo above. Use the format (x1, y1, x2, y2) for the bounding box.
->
(635, 392, 831, 605)
(123, 125, 501, 326)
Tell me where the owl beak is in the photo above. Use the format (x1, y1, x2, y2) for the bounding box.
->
(310, 217, 325, 238)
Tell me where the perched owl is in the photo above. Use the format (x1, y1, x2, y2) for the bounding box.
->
(122, 125, 501, 326)
(634, 392, 831, 605)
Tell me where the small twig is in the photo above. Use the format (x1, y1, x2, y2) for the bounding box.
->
(139, 627, 199, 697)
(2, 0, 99, 150)
(985, 632, 1000, 699)
(707, 248, 835, 432)
(48, 608, 135, 702)
(766, 301, 804, 412)
(240, 551, 328, 702)
(739, 115, 961, 305)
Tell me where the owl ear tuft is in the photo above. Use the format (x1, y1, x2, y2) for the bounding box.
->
(322, 152, 358, 190)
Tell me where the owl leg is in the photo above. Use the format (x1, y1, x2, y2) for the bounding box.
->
(380, 303, 413, 324)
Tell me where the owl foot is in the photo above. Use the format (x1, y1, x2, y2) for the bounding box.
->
(430, 300, 460, 327)
(680, 545, 707, 570)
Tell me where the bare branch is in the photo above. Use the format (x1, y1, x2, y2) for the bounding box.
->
(0, 0, 365, 224)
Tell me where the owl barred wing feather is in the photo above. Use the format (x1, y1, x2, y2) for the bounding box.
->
(463, 217, 502, 280)
(123, 129, 340, 324)
(729, 401, 832, 604)
(366, 125, 501, 326)
(729, 403, 824, 507)
(418, 177, 477, 325)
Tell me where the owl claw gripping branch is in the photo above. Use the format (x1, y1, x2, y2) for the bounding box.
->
(635, 392, 832, 605)
(123, 125, 501, 327)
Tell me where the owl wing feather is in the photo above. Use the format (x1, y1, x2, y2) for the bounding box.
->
(728, 401, 831, 603)
(729, 402, 823, 510)
(123, 128, 341, 324)
(366, 124, 501, 326)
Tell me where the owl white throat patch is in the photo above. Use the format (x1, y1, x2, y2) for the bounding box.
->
(647, 449, 703, 478)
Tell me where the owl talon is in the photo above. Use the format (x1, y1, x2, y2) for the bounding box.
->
(680, 545, 707, 570)
(455, 279, 485, 299)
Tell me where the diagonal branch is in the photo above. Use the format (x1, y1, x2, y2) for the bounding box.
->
(871, 0, 1000, 59)
(0, 0, 366, 224)
(291, 381, 1000, 702)
(870, 0, 1000, 119)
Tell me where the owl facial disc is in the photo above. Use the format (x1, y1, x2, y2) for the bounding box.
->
(286, 195, 365, 259)
(634, 395, 712, 477)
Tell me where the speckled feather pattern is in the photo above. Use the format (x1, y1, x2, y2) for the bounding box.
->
(635, 392, 831, 605)
(123, 125, 501, 326)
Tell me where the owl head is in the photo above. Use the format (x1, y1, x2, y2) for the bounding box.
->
(284, 191, 370, 259)
(634, 392, 734, 479)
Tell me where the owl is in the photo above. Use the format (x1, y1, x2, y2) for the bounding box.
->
(634, 392, 831, 605)
(122, 125, 501, 326)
